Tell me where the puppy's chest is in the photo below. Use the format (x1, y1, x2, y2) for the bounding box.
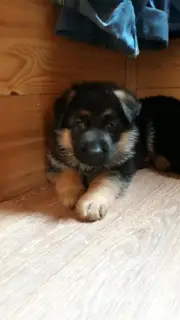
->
(46, 149, 101, 185)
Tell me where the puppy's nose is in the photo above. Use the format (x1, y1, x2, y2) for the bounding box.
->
(81, 141, 108, 166)
(84, 142, 103, 156)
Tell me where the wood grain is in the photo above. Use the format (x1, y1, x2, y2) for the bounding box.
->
(126, 58, 137, 93)
(137, 88, 180, 99)
(0, 170, 180, 319)
(0, 95, 56, 201)
(136, 40, 180, 89)
(0, 0, 126, 96)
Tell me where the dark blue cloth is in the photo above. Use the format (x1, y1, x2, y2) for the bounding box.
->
(51, 0, 180, 56)
(170, 0, 180, 37)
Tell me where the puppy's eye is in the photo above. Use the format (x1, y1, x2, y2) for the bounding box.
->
(75, 115, 90, 129)
(75, 119, 86, 129)
(80, 115, 90, 125)
(106, 120, 118, 130)
(102, 112, 116, 123)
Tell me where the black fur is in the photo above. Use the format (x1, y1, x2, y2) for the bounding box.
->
(137, 95, 180, 173)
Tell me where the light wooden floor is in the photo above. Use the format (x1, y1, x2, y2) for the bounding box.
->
(0, 169, 180, 320)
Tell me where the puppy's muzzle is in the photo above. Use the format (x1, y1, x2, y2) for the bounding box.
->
(75, 130, 111, 166)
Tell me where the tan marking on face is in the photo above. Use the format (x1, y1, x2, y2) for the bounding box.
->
(117, 131, 131, 153)
(76, 173, 122, 221)
(55, 169, 85, 208)
(57, 128, 72, 150)
(79, 110, 91, 116)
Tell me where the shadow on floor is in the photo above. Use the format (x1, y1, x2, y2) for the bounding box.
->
(0, 184, 80, 223)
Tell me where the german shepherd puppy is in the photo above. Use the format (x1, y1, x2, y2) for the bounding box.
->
(46, 82, 180, 221)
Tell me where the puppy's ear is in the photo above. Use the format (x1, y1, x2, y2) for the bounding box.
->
(114, 89, 141, 122)
(53, 89, 76, 131)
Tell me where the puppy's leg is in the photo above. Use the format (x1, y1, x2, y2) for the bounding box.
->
(76, 160, 135, 221)
(76, 173, 128, 221)
(55, 169, 85, 209)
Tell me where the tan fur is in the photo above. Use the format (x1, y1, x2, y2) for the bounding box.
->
(76, 173, 121, 221)
(55, 169, 85, 209)
(57, 129, 72, 150)
(47, 171, 58, 183)
(117, 131, 131, 153)
(47, 153, 67, 171)
(79, 110, 91, 116)
(115, 128, 138, 164)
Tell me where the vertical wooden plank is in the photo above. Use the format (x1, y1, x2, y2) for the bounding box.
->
(126, 58, 137, 93)
(0, 95, 56, 201)
(136, 40, 180, 89)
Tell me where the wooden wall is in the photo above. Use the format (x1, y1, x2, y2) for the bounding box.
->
(127, 40, 180, 100)
(0, 0, 180, 201)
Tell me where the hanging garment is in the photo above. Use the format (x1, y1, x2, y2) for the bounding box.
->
(50, 1, 179, 56)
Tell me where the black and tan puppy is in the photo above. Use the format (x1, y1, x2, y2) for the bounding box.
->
(46, 82, 180, 221)
(46, 82, 141, 221)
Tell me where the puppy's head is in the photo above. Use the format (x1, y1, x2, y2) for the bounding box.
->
(53, 82, 141, 168)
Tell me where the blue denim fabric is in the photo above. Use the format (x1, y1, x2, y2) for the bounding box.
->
(51, 0, 180, 56)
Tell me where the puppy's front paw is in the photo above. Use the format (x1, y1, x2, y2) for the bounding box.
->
(76, 195, 108, 221)
(57, 186, 85, 209)
(55, 169, 85, 209)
